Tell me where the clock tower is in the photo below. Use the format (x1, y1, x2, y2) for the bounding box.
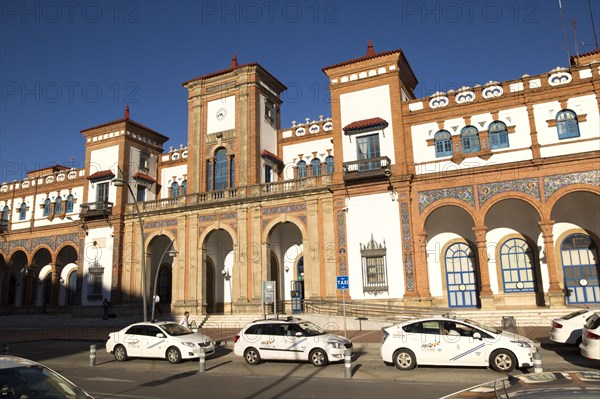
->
(183, 54, 287, 193)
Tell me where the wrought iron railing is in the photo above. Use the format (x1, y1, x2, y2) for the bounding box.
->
(342, 156, 392, 181)
(79, 201, 113, 219)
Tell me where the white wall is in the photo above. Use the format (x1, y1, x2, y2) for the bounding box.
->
(207, 95, 236, 134)
(82, 227, 114, 305)
(345, 193, 404, 299)
(160, 164, 188, 198)
(88, 145, 119, 203)
(340, 85, 396, 164)
(281, 138, 333, 180)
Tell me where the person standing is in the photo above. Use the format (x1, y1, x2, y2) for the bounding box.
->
(180, 311, 190, 328)
(154, 294, 162, 317)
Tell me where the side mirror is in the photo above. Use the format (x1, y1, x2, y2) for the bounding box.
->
(473, 332, 482, 340)
(295, 331, 303, 337)
(156, 333, 165, 338)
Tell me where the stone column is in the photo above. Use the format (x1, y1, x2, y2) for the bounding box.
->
(473, 226, 494, 308)
(50, 265, 59, 306)
(539, 220, 565, 307)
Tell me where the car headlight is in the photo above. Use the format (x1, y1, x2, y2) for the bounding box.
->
(328, 342, 345, 349)
(511, 340, 532, 348)
(182, 342, 196, 348)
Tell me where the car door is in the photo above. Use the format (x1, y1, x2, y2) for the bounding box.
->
(280, 323, 307, 361)
(142, 325, 168, 358)
(440, 321, 487, 366)
(404, 321, 442, 364)
(256, 323, 279, 360)
(121, 325, 145, 357)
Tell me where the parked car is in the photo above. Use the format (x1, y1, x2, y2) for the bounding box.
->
(0, 355, 94, 398)
(233, 317, 352, 367)
(380, 317, 536, 372)
(106, 321, 215, 364)
(580, 311, 600, 360)
(550, 308, 598, 346)
(440, 371, 600, 399)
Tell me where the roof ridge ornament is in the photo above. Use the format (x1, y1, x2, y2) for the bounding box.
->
(366, 39, 375, 56)
(231, 51, 238, 68)
(124, 104, 130, 119)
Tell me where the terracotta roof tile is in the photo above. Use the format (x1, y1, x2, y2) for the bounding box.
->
(343, 117, 388, 134)
(322, 49, 402, 72)
(261, 150, 284, 166)
(87, 170, 115, 181)
(132, 172, 157, 184)
(80, 118, 168, 141)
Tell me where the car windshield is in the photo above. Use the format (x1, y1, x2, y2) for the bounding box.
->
(161, 323, 193, 336)
(463, 319, 501, 334)
(297, 321, 325, 336)
(0, 365, 91, 399)
(563, 309, 591, 320)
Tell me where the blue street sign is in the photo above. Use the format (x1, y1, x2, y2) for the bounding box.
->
(337, 275, 349, 290)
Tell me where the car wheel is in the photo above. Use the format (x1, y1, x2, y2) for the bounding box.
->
(309, 348, 329, 367)
(244, 347, 261, 365)
(490, 349, 516, 372)
(393, 349, 416, 371)
(113, 345, 128, 362)
(166, 347, 182, 364)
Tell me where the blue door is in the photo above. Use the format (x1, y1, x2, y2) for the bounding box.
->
(561, 234, 600, 304)
(445, 242, 478, 308)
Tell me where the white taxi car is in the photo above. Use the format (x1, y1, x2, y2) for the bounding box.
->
(381, 317, 536, 372)
(580, 312, 600, 360)
(106, 321, 215, 364)
(550, 308, 598, 346)
(233, 317, 352, 367)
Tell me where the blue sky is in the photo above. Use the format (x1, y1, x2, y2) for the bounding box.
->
(1, 0, 598, 182)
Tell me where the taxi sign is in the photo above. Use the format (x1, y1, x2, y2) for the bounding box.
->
(336, 275, 349, 290)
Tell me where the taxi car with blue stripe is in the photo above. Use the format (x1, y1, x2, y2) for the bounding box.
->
(106, 321, 215, 364)
(233, 317, 353, 367)
(380, 317, 536, 372)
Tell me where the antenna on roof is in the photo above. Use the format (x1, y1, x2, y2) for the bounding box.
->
(559, 0, 571, 65)
(589, 0, 599, 49)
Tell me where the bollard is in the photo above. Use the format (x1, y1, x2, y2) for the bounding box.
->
(2, 343, 8, 355)
(533, 352, 543, 373)
(344, 349, 352, 379)
(199, 346, 206, 372)
(89, 345, 96, 367)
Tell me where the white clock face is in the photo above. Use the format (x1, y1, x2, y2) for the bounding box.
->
(216, 108, 227, 120)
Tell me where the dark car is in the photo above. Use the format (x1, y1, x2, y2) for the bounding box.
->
(440, 371, 600, 399)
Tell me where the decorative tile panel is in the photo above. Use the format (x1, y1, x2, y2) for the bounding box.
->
(8, 239, 31, 252)
(198, 212, 238, 223)
(337, 210, 347, 276)
(262, 203, 306, 215)
(56, 233, 79, 248)
(32, 236, 55, 250)
(418, 186, 475, 213)
(477, 178, 540, 205)
(144, 219, 178, 229)
(199, 215, 216, 223)
(543, 170, 600, 200)
(400, 202, 414, 291)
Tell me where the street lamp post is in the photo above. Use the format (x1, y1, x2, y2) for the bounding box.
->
(151, 240, 177, 322)
(112, 167, 148, 322)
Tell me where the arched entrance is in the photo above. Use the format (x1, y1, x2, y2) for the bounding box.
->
(148, 235, 176, 317)
(560, 233, 599, 304)
(9, 251, 28, 307)
(203, 229, 234, 314)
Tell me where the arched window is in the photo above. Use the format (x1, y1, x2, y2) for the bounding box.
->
(460, 126, 480, 153)
(43, 199, 51, 217)
(297, 160, 308, 178)
(54, 197, 62, 215)
(1, 206, 8, 220)
(311, 158, 321, 176)
(445, 242, 478, 308)
(181, 180, 187, 196)
(66, 194, 74, 213)
(561, 233, 599, 304)
(214, 148, 228, 190)
(170, 182, 179, 198)
(229, 157, 235, 188)
(434, 130, 453, 157)
(489, 121, 509, 149)
(500, 238, 535, 292)
(19, 203, 26, 221)
(556, 109, 580, 139)
(325, 155, 334, 174)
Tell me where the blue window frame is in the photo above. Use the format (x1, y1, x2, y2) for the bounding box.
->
(214, 148, 228, 190)
(489, 121, 509, 149)
(206, 161, 212, 191)
(297, 160, 307, 178)
(561, 233, 599, 304)
(19, 203, 26, 221)
(66, 195, 74, 213)
(1, 206, 8, 220)
(136, 185, 146, 202)
(311, 158, 321, 176)
(171, 182, 179, 198)
(356, 133, 381, 171)
(229, 157, 235, 188)
(556, 109, 580, 139)
(265, 164, 272, 183)
(325, 155, 334, 174)
(43, 199, 51, 217)
(181, 180, 187, 196)
(54, 197, 62, 215)
(434, 130, 452, 157)
(500, 238, 536, 292)
(460, 126, 480, 153)
(445, 242, 478, 308)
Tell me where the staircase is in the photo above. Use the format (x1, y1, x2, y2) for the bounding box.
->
(199, 314, 261, 330)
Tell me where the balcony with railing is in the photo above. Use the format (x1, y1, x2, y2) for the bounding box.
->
(343, 156, 392, 182)
(79, 201, 113, 220)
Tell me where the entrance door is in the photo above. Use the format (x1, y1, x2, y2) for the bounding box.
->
(561, 233, 600, 304)
(445, 242, 478, 308)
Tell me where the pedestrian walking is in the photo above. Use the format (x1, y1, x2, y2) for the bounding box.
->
(154, 294, 162, 318)
(102, 298, 111, 320)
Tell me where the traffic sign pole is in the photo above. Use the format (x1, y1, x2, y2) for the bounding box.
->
(342, 288, 347, 338)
